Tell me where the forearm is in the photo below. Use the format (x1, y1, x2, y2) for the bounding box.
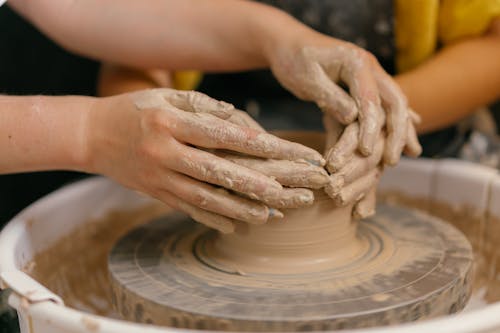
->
(9, 0, 309, 71)
(98, 65, 170, 97)
(0, 95, 91, 173)
(396, 26, 500, 134)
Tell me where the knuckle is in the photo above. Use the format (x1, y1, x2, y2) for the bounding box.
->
(137, 138, 162, 162)
(299, 46, 315, 59)
(364, 52, 377, 64)
(142, 108, 170, 131)
(187, 90, 212, 110)
(192, 188, 209, 207)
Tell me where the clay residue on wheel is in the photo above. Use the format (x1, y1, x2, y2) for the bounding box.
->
(24, 203, 169, 317)
(379, 191, 500, 305)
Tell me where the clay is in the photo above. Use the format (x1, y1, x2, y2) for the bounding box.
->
(378, 190, 495, 299)
(26, 203, 170, 317)
(109, 203, 473, 331)
(207, 191, 357, 274)
(21, 189, 490, 326)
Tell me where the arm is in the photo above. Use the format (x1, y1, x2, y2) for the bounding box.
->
(7, 0, 288, 71)
(8, 0, 412, 163)
(0, 95, 91, 173)
(0, 92, 329, 231)
(396, 18, 500, 134)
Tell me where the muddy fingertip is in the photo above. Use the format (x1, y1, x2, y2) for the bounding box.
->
(269, 208, 284, 220)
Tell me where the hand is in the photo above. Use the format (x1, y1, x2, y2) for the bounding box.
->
(323, 114, 422, 218)
(86, 89, 325, 233)
(269, 33, 416, 164)
(216, 110, 330, 191)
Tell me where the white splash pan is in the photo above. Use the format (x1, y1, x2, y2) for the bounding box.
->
(1, 158, 500, 333)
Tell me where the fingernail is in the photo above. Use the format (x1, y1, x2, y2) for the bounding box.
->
(218, 100, 234, 111)
(306, 155, 326, 167)
(328, 176, 344, 194)
(309, 173, 331, 187)
(299, 192, 314, 205)
(334, 194, 347, 206)
(354, 206, 375, 219)
(218, 224, 235, 234)
(360, 147, 371, 156)
(269, 208, 284, 219)
(326, 153, 343, 173)
(386, 151, 398, 166)
(307, 159, 322, 166)
(359, 141, 373, 156)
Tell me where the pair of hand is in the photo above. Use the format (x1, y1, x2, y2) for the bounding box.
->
(268, 33, 422, 217)
(270, 34, 419, 166)
(89, 32, 422, 232)
(88, 89, 330, 233)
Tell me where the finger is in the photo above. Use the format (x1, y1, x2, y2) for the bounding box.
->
(323, 115, 344, 152)
(217, 152, 330, 189)
(358, 101, 383, 156)
(166, 142, 285, 202)
(340, 55, 383, 155)
(262, 188, 315, 209)
(383, 116, 408, 166)
(409, 109, 422, 125)
(330, 168, 380, 206)
(225, 110, 265, 132)
(161, 89, 235, 119)
(353, 186, 377, 219)
(131, 88, 234, 119)
(372, 64, 409, 165)
(302, 62, 358, 124)
(163, 170, 281, 224)
(155, 189, 235, 233)
(325, 122, 359, 172)
(328, 135, 384, 194)
(168, 110, 325, 165)
(404, 120, 423, 157)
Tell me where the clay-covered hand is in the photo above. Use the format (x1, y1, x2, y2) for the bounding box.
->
(86, 88, 325, 233)
(269, 34, 415, 164)
(323, 115, 422, 218)
(215, 111, 330, 191)
(324, 115, 422, 174)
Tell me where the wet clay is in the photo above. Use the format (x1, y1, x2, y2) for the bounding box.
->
(205, 192, 357, 275)
(379, 190, 500, 303)
(26, 203, 169, 317)
(109, 204, 473, 331)
(203, 131, 376, 275)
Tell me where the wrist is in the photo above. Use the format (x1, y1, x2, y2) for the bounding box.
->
(247, 4, 313, 66)
(58, 95, 97, 173)
(83, 96, 112, 175)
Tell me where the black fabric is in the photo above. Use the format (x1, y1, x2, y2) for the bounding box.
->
(0, 5, 98, 227)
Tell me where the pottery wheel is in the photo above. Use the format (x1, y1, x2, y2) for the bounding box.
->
(109, 203, 473, 331)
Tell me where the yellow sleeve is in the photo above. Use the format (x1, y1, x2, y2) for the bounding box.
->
(172, 70, 204, 91)
(439, 0, 500, 45)
(395, 0, 439, 73)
